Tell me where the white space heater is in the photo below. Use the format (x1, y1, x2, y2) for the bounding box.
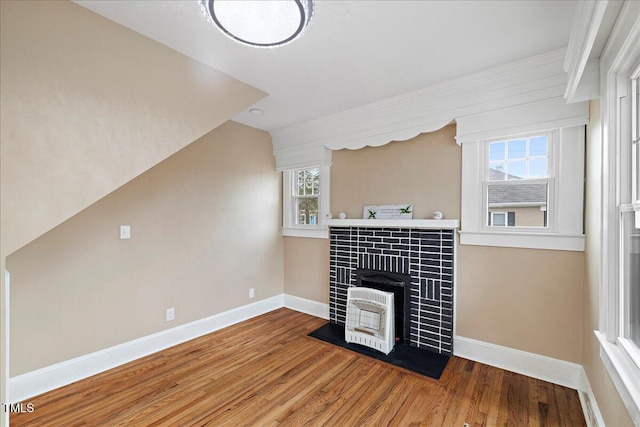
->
(345, 287, 395, 355)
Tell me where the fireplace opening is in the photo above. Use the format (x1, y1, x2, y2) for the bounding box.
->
(355, 269, 411, 345)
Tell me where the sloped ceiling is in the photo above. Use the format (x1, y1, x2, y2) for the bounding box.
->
(0, 0, 266, 255)
(74, 0, 578, 132)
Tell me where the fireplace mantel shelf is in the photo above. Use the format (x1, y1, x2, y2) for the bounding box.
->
(323, 219, 459, 229)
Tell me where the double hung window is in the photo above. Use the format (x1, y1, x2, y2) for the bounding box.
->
(293, 167, 320, 226)
(460, 122, 584, 251)
(617, 70, 640, 369)
(282, 165, 329, 238)
(598, 49, 640, 423)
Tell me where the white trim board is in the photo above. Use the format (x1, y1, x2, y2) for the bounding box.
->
(9, 294, 327, 402)
(271, 49, 570, 153)
(283, 294, 329, 320)
(453, 335, 582, 390)
(10, 296, 589, 419)
(9, 295, 285, 402)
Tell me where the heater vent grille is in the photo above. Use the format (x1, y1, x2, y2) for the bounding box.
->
(345, 287, 395, 355)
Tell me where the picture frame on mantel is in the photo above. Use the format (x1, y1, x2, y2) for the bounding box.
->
(363, 204, 413, 219)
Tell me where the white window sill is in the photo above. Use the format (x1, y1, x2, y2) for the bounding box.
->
(595, 331, 640, 425)
(459, 230, 585, 251)
(282, 227, 329, 239)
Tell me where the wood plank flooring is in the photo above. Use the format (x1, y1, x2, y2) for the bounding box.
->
(11, 308, 586, 426)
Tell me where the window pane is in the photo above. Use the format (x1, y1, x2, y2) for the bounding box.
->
(492, 213, 506, 226)
(297, 171, 304, 196)
(489, 161, 506, 180)
(530, 136, 548, 157)
(488, 182, 548, 227)
(490, 135, 549, 180)
(310, 168, 320, 195)
(635, 140, 639, 202)
(529, 158, 548, 178)
(489, 142, 505, 161)
(507, 160, 526, 179)
(296, 197, 319, 225)
(623, 211, 640, 347)
(304, 170, 312, 195)
(296, 168, 320, 196)
(508, 139, 526, 159)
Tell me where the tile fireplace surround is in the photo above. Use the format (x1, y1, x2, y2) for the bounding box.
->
(327, 219, 458, 356)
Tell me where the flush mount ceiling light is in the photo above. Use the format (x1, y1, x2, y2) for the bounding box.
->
(200, 0, 314, 48)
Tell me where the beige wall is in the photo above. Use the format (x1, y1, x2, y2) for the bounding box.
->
(331, 125, 461, 220)
(583, 101, 633, 425)
(7, 121, 283, 376)
(456, 245, 583, 362)
(287, 123, 584, 363)
(0, 0, 264, 256)
(283, 238, 329, 303)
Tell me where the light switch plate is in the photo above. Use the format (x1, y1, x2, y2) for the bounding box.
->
(120, 225, 131, 239)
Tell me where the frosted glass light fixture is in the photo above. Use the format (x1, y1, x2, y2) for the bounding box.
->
(200, 0, 314, 48)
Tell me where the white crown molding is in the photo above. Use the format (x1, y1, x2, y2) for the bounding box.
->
(563, 0, 609, 102)
(271, 49, 568, 156)
(455, 96, 589, 145)
(275, 145, 332, 172)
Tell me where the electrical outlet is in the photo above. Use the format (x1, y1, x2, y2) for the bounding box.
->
(120, 225, 131, 239)
(166, 307, 175, 321)
(249, 288, 255, 298)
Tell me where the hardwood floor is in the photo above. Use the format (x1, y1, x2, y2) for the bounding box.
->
(12, 308, 586, 426)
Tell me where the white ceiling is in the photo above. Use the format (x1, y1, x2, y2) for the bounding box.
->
(74, 0, 578, 132)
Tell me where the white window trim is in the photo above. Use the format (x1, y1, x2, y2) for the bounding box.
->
(598, 4, 640, 423)
(282, 165, 330, 239)
(460, 126, 585, 251)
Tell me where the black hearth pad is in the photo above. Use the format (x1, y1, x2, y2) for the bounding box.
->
(307, 323, 449, 380)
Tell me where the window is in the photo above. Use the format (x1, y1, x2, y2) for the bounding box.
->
(598, 39, 640, 422)
(489, 211, 515, 227)
(618, 72, 640, 367)
(294, 167, 319, 225)
(630, 74, 640, 353)
(486, 134, 550, 229)
(618, 70, 640, 369)
(460, 124, 584, 251)
(282, 165, 330, 238)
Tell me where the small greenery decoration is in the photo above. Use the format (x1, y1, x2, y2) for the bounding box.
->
(368, 209, 377, 219)
(399, 205, 412, 214)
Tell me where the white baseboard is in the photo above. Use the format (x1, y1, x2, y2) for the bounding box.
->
(9, 295, 285, 402)
(578, 366, 605, 427)
(283, 294, 329, 319)
(454, 335, 582, 390)
(9, 297, 595, 425)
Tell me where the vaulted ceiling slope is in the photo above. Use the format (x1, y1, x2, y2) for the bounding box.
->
(0, 1, 265, 255)
(74, 0, 578, 132)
